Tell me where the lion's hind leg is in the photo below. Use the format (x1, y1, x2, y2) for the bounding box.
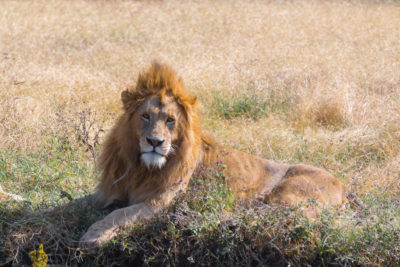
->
(265, 164, 347, 217)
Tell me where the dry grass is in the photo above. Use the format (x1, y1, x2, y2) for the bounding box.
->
(1, 0, 400, 265)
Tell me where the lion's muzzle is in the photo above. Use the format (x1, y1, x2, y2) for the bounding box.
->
(140, 137, 172, 169)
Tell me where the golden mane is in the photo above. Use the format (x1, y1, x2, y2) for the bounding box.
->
(95, 62, 205, 208)
(121, 62, 197, 114)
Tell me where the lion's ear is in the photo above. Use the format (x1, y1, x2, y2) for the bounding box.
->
(121, 90, 133, 110)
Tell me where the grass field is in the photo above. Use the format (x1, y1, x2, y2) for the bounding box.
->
(1, 0, 399, 265)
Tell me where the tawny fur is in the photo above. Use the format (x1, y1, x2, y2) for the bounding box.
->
(80, 62, 349, 249)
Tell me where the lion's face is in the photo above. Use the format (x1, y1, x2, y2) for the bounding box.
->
(132, 93, 183, 169)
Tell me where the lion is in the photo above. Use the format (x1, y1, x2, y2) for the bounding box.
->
(79, 62, 356, 249)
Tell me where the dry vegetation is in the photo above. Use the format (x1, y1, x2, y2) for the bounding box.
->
(1, 0, 399, 266)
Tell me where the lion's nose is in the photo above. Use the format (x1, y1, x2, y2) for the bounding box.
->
(146, 137, 165, 147)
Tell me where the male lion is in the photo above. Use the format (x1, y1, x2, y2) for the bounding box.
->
(80, 62, 353, 248)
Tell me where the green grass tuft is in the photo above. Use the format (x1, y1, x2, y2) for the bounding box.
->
(212, 91, 268, 120)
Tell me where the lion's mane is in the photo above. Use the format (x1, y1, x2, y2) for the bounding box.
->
(95, 62, 208, 207)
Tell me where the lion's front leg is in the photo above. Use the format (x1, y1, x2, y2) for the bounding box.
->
(79, 202, 154, 250)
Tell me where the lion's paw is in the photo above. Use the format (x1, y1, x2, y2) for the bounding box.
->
(78, 222, 118, 252)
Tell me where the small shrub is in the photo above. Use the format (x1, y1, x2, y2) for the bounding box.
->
(54, 103, 105, 168)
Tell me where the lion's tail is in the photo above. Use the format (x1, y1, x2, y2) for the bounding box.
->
(345, 190, 366, 209)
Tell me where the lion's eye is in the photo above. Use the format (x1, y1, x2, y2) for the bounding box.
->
(166, 117, 175, 124)
(141, 114, 150, 121)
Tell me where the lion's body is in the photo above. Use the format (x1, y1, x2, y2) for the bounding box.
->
(200, 143, 347, 208)
(80, 62, 349, 248)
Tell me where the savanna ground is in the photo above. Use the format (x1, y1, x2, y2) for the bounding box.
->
(1, 0, 399, 266)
